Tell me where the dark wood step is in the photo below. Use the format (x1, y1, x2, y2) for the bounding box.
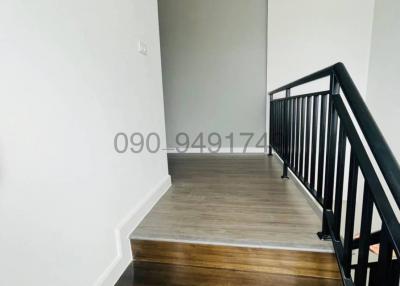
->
(116, 261, 342, 286)
(131, 239, 341, 280)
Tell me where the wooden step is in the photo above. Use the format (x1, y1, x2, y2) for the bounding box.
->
(131, 239, 341, 281)
(116, 261, 342, 286)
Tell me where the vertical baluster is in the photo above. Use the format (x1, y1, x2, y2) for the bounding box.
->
(273, 102, 276, 149)
(279, 100, 281, 152)
(299, 97, 305, 178)
(274, 101, 279, 153)
(321, 98, 339, 236)
(295, 98, 300, 174)
(275, 101, 279, 153)
(280, 100, 285, 155)
(369, 262, 379, 286)
(343, 151, 359, 277)
(333, 123, 347, 238)
(272, 101, 275, 149)
(289, 99, 293, 164)
(284, 98, 287, 161)
(354, 184, 373, 286)
(282, 98, 288, 178)
(287, 99, 293, 167)
(310, 95, 320, 191)
(293, 98, 299, 174)
(282, 99, 286, 160)
(389, 261, 400, 286)
(290, 98, 296, 168)
(324, 74, 340, 194)
(277, 101, 281, 154)
(375, 226, 395, 286)
(288, 99, 293, 167)
(276, 101, 279, 150)
(304, 96, 312, 184)
(317, 94, 328, 199)
(268, 95, 274, 155)
(282, 89, 290, 178)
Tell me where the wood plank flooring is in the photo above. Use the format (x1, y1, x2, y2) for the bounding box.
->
(132, 154, 331, 251)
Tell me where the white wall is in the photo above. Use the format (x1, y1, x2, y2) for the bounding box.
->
(267, 0, 375, 96)
(0, 0, 170, 285)
(366, 0, 400, 161)
(159, 0, 267, 150)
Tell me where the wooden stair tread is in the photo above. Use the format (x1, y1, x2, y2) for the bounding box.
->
(131, 239, 341, 280)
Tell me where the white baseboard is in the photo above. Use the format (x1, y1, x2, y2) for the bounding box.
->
(94, 175, 171, 286)
(167, 147, 266, 154)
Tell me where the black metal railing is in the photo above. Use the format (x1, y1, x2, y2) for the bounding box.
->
(269, 62, 400, 286)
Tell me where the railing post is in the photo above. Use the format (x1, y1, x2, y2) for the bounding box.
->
(268, 94, 273, 156)
(281, 89, 290, 179)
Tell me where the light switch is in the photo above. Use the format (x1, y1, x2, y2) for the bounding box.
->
(138, 40, 148, 56)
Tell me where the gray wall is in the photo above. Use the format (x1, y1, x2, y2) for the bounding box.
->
(366, 0, 400, 161)
(158, 0, 267, 150)
(365, 0, 400, 231)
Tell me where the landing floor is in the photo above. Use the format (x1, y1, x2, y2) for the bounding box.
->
(131, 154, 332, 251)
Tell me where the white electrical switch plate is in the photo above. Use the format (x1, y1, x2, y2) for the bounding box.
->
(138, 40, 148, 56)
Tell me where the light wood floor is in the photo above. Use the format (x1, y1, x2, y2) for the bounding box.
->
(131, 154, 332, 251)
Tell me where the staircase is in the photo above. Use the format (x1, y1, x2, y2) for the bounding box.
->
(114, 154, 342, 286)
(115, 63, 400, 286)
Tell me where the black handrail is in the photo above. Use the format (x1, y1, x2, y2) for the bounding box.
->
(269, 65, 334, 95)
(268, 63, 400, 286)
(270, 62, 400, 207)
